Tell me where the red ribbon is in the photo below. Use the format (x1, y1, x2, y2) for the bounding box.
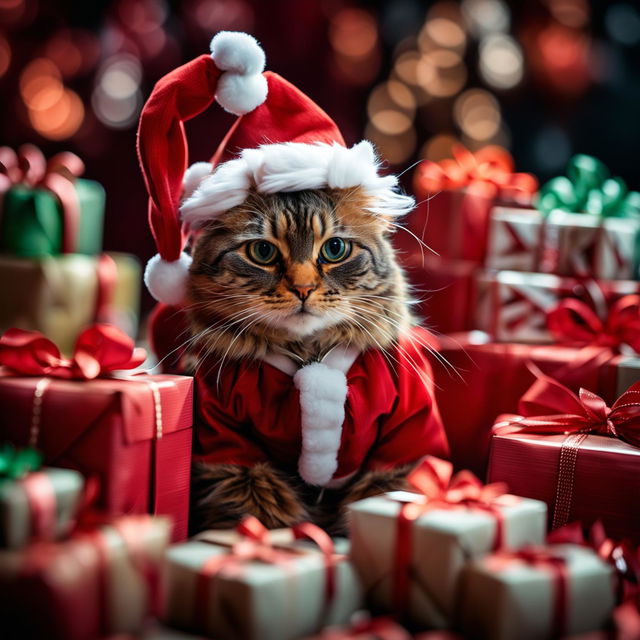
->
(414, 145, 538, 201)
(392, 457, 509, 616)
(495, 366, 640, 448)
(547, 295, 640, 353)
(194, 516, 339, 632)
(314, 617, 411, 640)
(0, 144, 86, 253)
(486, 547, 569, 638)
(548, 521, 640, 604)
(0, 324, 146, 380)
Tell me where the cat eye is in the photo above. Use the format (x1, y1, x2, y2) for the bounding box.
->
(319, 237, 351, 263)
(247, 240, 279, 265)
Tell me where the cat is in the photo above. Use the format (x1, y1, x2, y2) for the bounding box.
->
(184, 186, 448, 535)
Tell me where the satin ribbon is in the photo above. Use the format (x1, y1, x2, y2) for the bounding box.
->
(0, 324, 146, 380)
(415, 144, 538, 200)
(537, 154, 640, 219)
(496, 367, 640, 448)
(547, 295, 640, 353)
(0, 144, 86, 253)
(0, 444, 42, 479)
(485, 547, 569, 638)
(548, 521, 640, 604)
(194, 516, 339, 632)
(392, 456, 509, 617)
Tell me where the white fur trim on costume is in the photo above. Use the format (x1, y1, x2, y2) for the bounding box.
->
(181, 141, 415, 228)
(210, 31, 268, 116)
(144, 252, 192, 305)
(183, 162, 213, 200)
(294, 362, 348, 487)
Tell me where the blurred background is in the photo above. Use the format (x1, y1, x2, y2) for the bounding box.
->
(1, 0, 639, 313)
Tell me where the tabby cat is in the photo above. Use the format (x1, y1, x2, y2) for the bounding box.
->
(185, 186, 446, 535)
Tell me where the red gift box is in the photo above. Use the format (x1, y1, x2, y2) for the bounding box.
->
(0, 514, 170, 640)
(0, 324, 193, 541)
(487, 372, 640, 542)
(0, 374, 193, 541)
(428, 334, 625, 478)
(397, 252, 479, 334)
(407, 145, 537, 265)
(488, 432, 640, 543)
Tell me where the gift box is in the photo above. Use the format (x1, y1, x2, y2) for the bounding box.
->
(348, 458, 547, 629)
(0, 514, 170, 640)
(0, 455, 84, 549)
(487, 372, 640, 542)
(459, 545, 615, 640)
(163, 520, 363, 640)
(426, 332, 633, 477)
(475, 269, 640, 344)
(0, 325, 193, 541)
(0, 145, 105, 258)
(486, 206, 640, 280)
(407, 145, 537, 264)
(0, 251, 141, 354)
(396, 252, 478, 334)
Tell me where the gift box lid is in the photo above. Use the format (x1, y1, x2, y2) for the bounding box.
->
(0, 374, 193, 459)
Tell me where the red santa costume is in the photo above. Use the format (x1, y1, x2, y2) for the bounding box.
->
(137, 31, 448, 491)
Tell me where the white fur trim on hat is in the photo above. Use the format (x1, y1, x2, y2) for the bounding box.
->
(183, 162, 213, 200)
(210, 31, 268, 116)
(294, 362, 348, 487)
(181, 140, 415, 228)
(144, 252, 192, 305)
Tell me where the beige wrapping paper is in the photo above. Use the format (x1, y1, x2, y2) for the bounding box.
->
(0, 252, 140, 354)
(162, 530, 363, 640)
(459, 544, 615, 640)
(0, 466, 84, 549)
(347, 492, 547, 629)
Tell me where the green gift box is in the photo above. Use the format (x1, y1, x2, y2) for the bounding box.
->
(0, 179, 105, 258)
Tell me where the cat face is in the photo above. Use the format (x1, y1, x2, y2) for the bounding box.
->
(187, 188, 409, 354)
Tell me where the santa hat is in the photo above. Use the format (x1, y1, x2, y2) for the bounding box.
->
(137, 31, 414, 306)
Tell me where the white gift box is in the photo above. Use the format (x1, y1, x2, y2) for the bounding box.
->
(347, 491, 547, 629)
(459, 544, 615, 640)
(162, 529, 363, 640)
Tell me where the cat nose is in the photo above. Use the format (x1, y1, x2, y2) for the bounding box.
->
(290, 284, 316, 301)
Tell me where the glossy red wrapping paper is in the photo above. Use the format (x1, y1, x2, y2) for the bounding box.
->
(0, 373, 193, 541)
(428, 335, 627, 477)
(487, 432, 640, 543)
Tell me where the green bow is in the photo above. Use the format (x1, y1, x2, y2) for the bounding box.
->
(536, 155, 640, 219)
(0, 445, 42, 480)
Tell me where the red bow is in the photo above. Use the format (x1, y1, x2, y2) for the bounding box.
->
(0, 144, 85, 253)
(407, 455, 508, 511)
(496, 367, 640, 448)
(414, 144, 538, 201)
(0, 325, 146, 380)
(547, 295, 640, 353)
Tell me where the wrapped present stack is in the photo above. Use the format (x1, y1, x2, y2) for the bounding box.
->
(0, 144, 141, 354)
(398, 146, 640, 546)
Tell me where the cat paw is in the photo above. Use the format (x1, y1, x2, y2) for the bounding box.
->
(191, 462, 308, 532)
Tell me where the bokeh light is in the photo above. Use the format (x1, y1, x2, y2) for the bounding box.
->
(92, 54, 143, 129)
(420, 133, 459, 161)
(479, 34, 523, 89)
(365, 122, 416, 165)
(417, 49, 467, 97)
(0, 35, 11, 79)
(461, 0, 510, 36)
(454, 89, 501, 141)
(28, 88, 84, 140)
(606, 4, 640, 46)
(419, 17, 467, 54)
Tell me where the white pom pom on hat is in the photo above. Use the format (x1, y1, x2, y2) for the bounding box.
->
(144, 252, 193, 307)
(210, 31, 268, 116)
